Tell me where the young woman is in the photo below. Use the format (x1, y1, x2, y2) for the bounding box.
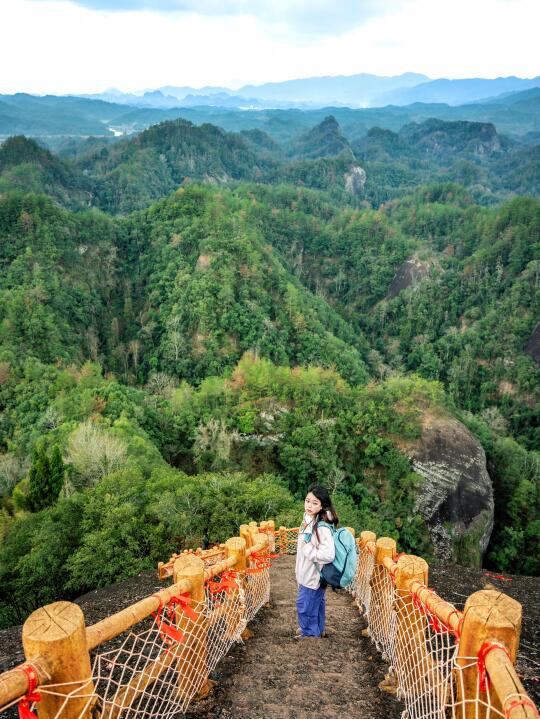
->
(295, 483, 339, 638)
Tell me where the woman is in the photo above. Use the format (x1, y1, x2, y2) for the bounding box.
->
(295, 483, 339, 638)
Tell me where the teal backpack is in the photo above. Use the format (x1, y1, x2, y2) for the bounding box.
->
(318, 521, 358, 589)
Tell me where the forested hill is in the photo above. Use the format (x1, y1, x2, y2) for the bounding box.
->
(0, 107, 538, 630)
(2, 115, 539, 214)
(0, 136, 93, 210)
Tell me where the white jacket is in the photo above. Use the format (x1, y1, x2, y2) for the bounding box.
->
(295, 512, 335, 589)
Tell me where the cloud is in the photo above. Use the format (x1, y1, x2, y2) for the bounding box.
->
(27, 0, 404, 36)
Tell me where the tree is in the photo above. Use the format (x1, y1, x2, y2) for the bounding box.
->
(49, 445, 66, 499)
(66, 421, 127, 488)
(27, 442, 62, 511)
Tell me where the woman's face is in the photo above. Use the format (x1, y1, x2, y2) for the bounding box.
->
(304, 492, 322, 516)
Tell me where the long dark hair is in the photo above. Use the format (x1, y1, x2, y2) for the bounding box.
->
(307, 483, 339, 541)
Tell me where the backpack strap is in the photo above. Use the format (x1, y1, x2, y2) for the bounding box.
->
(317, 520, 336, 533)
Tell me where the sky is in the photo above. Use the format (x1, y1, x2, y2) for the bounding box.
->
(1, 0, 539, 95)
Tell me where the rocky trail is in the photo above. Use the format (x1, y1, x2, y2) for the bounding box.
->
(1, 555, 539, 718)
(185, 555, 401, 719)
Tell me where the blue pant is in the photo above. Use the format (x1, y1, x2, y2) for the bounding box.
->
(296, 584, 326, 637)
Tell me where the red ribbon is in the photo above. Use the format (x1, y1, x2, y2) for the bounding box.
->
(151, 593, 200, 645)
(207, 576, 239, 595)
(411, 593, 427, 614)
(18, 665, 41, 719)
(245, 551, 278, 573)
(484, 571, 512, 583)
(477, 642, 511, 692)
(167, 594, 199, 622)
(428, 614, 451, 634)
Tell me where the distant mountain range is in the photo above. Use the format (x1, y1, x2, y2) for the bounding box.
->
(78, 73, 540, 110)
(2, 86, 540, 146)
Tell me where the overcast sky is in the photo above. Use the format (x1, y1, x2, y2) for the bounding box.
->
(1, 0, 539, 94)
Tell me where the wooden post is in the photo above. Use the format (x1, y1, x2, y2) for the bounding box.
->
(239, 524, 252, 549)
(265, 520, 276, 551)
(394, 555, 432, 701)
(173, 555, 209, 701)
(225, 536, 247, 571)
(369, 537, 397, 659)
(456, 590, 526, 719)
(248, 523, 260, 548)
(22, 602, 94, 719)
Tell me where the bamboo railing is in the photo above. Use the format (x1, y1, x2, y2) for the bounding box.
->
(0, 519, 538, 719)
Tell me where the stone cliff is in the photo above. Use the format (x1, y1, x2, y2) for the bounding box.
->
(407, 413, 494, 566)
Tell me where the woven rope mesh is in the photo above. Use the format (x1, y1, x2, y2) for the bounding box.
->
(25, 559, 272, 719)
(4, 529, 538, 719)
(367, 563, 397, 663)
(276, 528, 299, 554)
(351, 544, 375, 614)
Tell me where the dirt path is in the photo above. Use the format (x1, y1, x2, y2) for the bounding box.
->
(186, 555, 402, 719)
(1, 556, 538, 717)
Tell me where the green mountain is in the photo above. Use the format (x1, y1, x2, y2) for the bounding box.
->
(77, 119, 279, 213)
(0, 192, 119, 366)
(0, 100, 538, 631)
(0, 136, 93, 210)
(3, 89, 540, 145)
(0, 94, 130, 136)
(290, 115, 354, 159)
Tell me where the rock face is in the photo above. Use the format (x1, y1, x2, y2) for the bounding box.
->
(344, 165, 367, 195)
(525, 322, 540, 365)
(387, 255, 433, 298)
(408, 414, 494, 566)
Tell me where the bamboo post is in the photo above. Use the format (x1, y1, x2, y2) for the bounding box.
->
(22, 602, 94, 719)
(456, 590, 529, 719)
(394, 555, 432, 700)
(278, 526, 288, 554)
(369, 537, 397, 659)
(173, 555, 209, 701)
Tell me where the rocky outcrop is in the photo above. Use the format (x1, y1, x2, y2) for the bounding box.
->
(408, 413, 494, 566)
(344, 165, 367, 195)
(387, 255, 433, 298)
(525, 322, 540, 365)
(399, 119, 503, 158)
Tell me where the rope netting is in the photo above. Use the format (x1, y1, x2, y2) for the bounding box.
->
(3, 526, 538, 719)
(13, 553, 273, 719)
(351, 542, 375, 615)
(277, 529, 538, 719)
(276, 528, 299, 554)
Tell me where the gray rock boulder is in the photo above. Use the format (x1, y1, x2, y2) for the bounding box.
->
(344, 165, 366, 195)
(524, 321, 540, 365)
(408, 414, 494, 566)
(387, 255, 434, 298)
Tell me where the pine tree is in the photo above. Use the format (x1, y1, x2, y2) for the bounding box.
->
(49, 445, 65, 502)
(28, 443, 63, 510)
